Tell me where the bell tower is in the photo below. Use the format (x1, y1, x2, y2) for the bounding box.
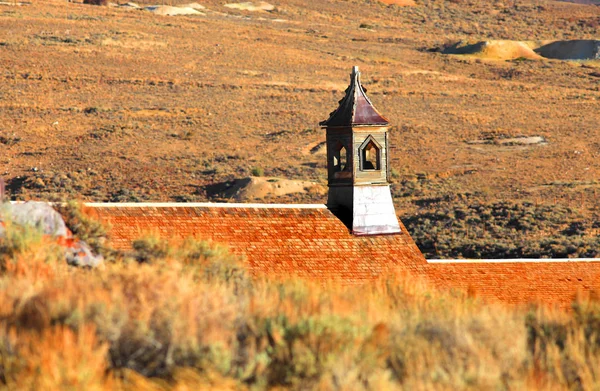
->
(320, 66, 401, 235)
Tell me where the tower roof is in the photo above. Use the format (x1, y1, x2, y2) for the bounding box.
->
(320, 66, 389, 128)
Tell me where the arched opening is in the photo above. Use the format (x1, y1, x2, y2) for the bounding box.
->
(360, 140, 380, 171)
(333, 144, 348, 172)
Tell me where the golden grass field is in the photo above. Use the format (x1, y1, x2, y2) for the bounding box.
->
(1, 220, 600, 390)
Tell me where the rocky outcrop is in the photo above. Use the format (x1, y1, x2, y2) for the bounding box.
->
(0, 202, 103, 268)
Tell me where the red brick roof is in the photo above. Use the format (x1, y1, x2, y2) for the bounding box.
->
(85, 203, 426, 283)
(82, 202, 600, 308)
(425, 260, 600, 309)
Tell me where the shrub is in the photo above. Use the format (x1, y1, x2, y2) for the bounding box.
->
(251, 167, 264, 177)
(525, 301, 600, 390)
(2, 219, 600, 389)
(131, 236, 170, 264)
(131, 236, 248, 287)
(404, 201, 597, 259)
(55, 201, 108, 253)
(83, 0, 108, 5)
(10, 325, 108, 390)
(109, 188, 143, 203)
(0, 222, 64, 273)
(0, 222, 43, 260)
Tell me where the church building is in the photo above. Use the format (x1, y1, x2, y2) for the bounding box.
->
(86, 67, 427, 282)
(74, 67, 600, 307)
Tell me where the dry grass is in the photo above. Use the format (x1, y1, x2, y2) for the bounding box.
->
(0, 220, 600, 389)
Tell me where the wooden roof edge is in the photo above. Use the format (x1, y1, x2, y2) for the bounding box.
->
(428, 258, 600, 263)
(83, 202, 329, 209)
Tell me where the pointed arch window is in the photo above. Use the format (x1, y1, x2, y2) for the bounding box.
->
(333, 143, 349, 172)
(359, 136, 381, 171)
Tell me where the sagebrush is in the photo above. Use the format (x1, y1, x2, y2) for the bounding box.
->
(1, 222, 600, 389)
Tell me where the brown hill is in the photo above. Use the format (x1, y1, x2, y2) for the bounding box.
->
(1, 0, 600, 254)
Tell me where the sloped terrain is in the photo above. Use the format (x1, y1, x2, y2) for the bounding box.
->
(1, 0, 600, 255)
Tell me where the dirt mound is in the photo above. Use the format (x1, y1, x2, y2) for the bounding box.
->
(205, 176, 324, 201)
(535, 40, 600, 60)
(557, 0, 600, 4)
(182, 2, 205, 10)
(443, 40, 600, 61)
(224, 2, 274, 11)
(144, 5, 204, 15)
(467, 136, 547, 146)
(119, 2, 141, 8)
(442, 40, 541, 60)
(84, 0, 108, 5)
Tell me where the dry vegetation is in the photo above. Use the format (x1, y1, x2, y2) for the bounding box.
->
(403, 199, 600, 258)
(1, 0, 600, 256)
(1, 219, 600, 389)
(3, 0, 600, 388)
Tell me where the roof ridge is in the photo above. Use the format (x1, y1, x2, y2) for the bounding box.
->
(83, 202, 328, 209)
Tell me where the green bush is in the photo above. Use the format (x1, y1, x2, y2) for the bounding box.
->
(0, 223, 40, 259)
(131, 236, 248, 287)
(55, 201, 108, 253)
(0, 222, 63, 272)
(132, 236, 170, 264)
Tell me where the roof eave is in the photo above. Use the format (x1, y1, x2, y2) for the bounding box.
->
(320, 122, 390, 129)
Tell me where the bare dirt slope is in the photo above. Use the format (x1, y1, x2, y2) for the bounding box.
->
(1, 0, 600, 232)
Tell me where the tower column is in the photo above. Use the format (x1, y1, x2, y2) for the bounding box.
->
(320, 66, 401, 235)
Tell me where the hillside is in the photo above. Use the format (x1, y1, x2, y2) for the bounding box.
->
(1, 0, 600, 256)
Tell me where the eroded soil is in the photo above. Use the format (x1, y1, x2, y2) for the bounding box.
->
(1, 0, 600, 252)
